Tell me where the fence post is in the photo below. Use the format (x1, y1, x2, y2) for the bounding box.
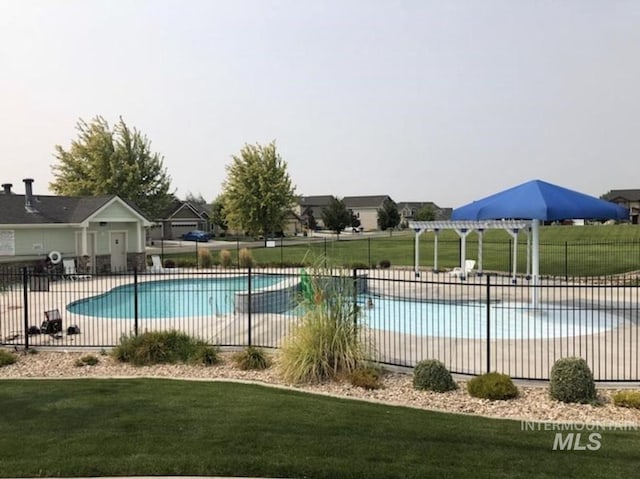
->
(486, 274, 491, 374)
(236, 238, 240, 268)
(22, 267, 29, 350)
(564, 241, 568, 281)
(133, 267, 139, 336)
(281, 237, 284, 266)
(352, 268, 358, 328)
(247, 266, 252, 346)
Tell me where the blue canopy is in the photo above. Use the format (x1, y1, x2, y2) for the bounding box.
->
(452, 179, 628, 221)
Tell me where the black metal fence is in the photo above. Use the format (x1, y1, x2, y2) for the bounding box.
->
(148, 235, 640, 278)
(1, 266, 638, 381)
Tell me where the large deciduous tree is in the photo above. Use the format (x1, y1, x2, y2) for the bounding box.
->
(50, 116, 173, 219)
(321, 196, 352, 235)
(377, 198, 400, 232)
(222, 141, 296, 240)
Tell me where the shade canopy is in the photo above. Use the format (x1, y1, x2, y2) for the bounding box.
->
(451, 179, 628, 221)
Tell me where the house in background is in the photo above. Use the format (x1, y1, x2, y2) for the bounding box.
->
(149, 199, 211, 241)
(397, 201, 452, 225)
(0, 179, 151, 272)
(344, 195, 392, 231)
(602, 189, 639, 224)
(296, 195, 334, 229)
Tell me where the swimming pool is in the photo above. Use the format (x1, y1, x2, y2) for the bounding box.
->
(358, 296, 623, 340)
(67, 275, 287, 319)
(68, 277, 623, 339)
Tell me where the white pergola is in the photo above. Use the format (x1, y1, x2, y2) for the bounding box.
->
(409, 220, 536, 284)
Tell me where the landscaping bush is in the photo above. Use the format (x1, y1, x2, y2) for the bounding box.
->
(219, 249, 233, 268)
(239, 248, 254, 268)
(112, 330, 219, 366)
(413, 359, 457, 392)
(233, 346, 270, 370)
(348, 364, 384, 390)
(612, 390, 640, 409)
(378, 259, 391, 269)
(198, 248, 213, 268)
(467, 372, 518, 400)
(279, 263, 370, 384)
(74, 354, 99, 367)
(163, 259, 176, 268)
(0, 349, 16, 367)
(549, 357, 597, 404)
(176, 258, 196, 268)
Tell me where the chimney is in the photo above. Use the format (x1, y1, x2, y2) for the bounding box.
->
(23, 178, 35, 211)
(1, 183, 12, 194)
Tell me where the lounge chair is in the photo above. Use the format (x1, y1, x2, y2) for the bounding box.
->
(41, 309, 63, 336)
(62, 258, 92, 281)
(150, 255, 165, 273)
(450, 260, 476, 278)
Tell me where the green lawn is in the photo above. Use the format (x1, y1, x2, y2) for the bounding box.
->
(174, 224, 640, 276)
(0, 379, 638, 478)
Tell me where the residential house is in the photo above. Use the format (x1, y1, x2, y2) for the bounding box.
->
(343, 195, 392, 231)
(0, 179, 151, 272)
(296, 195, 334, 230)
(397, 201, 452, 226)
(602, 189, 639, 224)
(149, 199, 211, 241)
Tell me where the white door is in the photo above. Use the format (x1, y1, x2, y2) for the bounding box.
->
(110, 232, 127, 272)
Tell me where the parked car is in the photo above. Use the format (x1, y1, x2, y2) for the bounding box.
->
(181, 230, 211, 242)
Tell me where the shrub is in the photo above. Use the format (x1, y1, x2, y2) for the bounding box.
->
(163, 259, 176, 268)
(549, 357, 597, 404)
(176, 258, 196, 268)
(220, 249, 233, 268)
(279, 263, 370, 384)
(0, 349, 16, 367)
(612, 390, 640, 409)
(413, 359, 457, 392)
(233, 346, 270, 370)
(378, 259, 391, 269)
(112, 330, 218, 366)
(467, 372, 518, 400)
(348, 364, 384, 390)
(192, 344, 220, 366)
(74, 354, 99, 367)
(239, 248, 253, 268)
(198, 248, 213, 268)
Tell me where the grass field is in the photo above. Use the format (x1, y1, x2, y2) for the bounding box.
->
(171, 224, 640, 276)
(0, 379, 638, 478)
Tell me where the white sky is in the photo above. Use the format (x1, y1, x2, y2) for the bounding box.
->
(1, 0, 639, 208)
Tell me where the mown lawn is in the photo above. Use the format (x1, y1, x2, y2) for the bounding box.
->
(172, 224, 640, 276)
(0, 379, 638, 478)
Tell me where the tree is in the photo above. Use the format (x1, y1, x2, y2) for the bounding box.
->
(414, 204, 436, 221)
(377, 198, 401, 232)
(222, 141, 296, 241)
(321, 197, 352, 235)
(50, 116, 173, 219)
(185, 192, 208, 207)
(209, 194, 229, 235)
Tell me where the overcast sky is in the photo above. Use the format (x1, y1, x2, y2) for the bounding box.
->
(1, 0, 638, 208)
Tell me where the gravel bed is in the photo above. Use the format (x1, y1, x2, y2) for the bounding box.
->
(2, 350, 640, 425)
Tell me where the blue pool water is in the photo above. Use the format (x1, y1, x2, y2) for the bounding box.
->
(357, 296, 622, 340)
(67, 276, 285, 319)
(68, 277, 623, 339)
